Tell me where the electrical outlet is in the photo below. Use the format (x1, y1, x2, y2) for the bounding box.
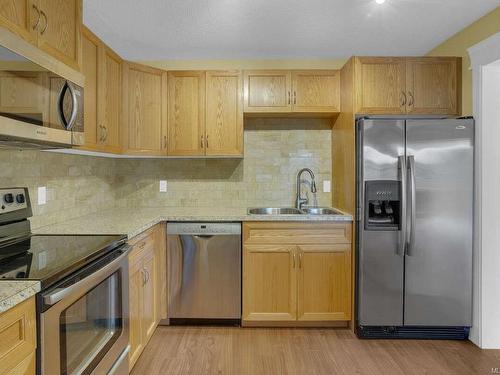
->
(323, 180, 331, 193)
(159, 180, 167, 192)
(38, 186, 46, 205)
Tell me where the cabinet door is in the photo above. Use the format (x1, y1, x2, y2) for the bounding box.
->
(406, 57, 460, 115)
(154, 224, 167, 321)
(205, 70, 243, 156)
(141, 246, 157, 342)
(355, 57, 406, 114)
(123, 63, 164, 155)
(37, 0, 81, 70)
(80, 27, 100, 149)
(167, 71, 205, 156)
(297, 244, 351, 321)
(243, 70, 291, 113)
(98, 45, 122, 152)
(0, 297, 36, 375)
(128, 256, 144, 369)
(242, 245, 297, 322)
(0, 0, 38, 44)
(291, 70, 340, 112)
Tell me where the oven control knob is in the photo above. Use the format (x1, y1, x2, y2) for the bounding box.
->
(16, 194, 25, 204)
(3, 193, 13, 204)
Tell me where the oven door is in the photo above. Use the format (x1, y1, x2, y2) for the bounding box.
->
(40, 246, 130, 375)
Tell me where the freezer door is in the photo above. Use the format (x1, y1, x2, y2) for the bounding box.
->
(404, 119, 473, 326)
(357, 118, 406, 326)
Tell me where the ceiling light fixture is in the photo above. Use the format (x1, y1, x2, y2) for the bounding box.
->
(375, 0, 386, 4)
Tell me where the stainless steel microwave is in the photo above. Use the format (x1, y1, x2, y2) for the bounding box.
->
(0, 44, 83, 148)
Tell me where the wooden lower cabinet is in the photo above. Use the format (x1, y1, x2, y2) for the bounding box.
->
(297, 244, 351, 321)
(0, 297, 36, 375)
(243, 245, 297, 321)
(242, 222, 352, 326)
(128, 223, 167, 370)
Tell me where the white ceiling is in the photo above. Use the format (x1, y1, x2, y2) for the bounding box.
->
(83, 0, 500, 60)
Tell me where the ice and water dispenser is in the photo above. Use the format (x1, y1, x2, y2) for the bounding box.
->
(364, 181, 400, 230)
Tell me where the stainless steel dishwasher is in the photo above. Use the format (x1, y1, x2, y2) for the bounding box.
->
(167, 222, 241, 323)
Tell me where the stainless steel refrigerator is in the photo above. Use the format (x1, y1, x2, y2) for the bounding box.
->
(356, 117, 473, 339)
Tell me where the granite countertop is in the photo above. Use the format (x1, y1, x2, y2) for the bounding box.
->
(0, 280, 40, 314)
(34, 207, 353, 238)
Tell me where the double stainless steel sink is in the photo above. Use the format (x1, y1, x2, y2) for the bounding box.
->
(247, 207, 343, 216)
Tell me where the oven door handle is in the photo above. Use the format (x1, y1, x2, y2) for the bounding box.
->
(43, 245, 131, 306)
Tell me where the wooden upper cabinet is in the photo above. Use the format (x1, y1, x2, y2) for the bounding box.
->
(243, 244, 297, 322)
(355, 57, 406, 114)
(243, 70, 291, 112)
(406, 57, 460, 115)
(98, 44, 122, 152)
(0, 0, 38, 44)
(36, 0, 81, 70)
(123, 62, 166, 155)
(80, 26, 99, 149)
(167, 71, 205, 156)
(291, 70, 340, 112)
(297, 244, 351, 321)
(205, 70, 243, 156)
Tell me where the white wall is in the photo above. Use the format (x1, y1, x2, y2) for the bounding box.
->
(468, 32, 500, 349)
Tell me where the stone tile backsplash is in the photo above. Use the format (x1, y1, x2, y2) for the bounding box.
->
(0, 118, 332, 228)
(0, 149, 117, 229)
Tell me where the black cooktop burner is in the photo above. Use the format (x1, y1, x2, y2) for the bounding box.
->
(0, 234, 126, 288)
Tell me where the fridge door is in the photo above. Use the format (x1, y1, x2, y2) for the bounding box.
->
(404, 118, 473, 326)
(357, 118, 406, 326)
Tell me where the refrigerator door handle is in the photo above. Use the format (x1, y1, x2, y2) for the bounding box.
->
(398, 155, 407, 256)
(407, 155, 416, 256)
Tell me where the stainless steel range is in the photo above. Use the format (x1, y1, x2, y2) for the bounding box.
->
(0, 188, 130, 374)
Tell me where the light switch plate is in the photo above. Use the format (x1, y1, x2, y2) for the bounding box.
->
(323, 180, 331, 193)
(38, 186, 46, 205)
(159, 180, 167, 192)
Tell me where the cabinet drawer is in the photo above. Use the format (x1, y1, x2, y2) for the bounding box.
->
(0, 297, 36, 375)
(243, 222, 352, 245)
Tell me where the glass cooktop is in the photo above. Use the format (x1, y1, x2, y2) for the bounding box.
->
(0, 234, 126, 288)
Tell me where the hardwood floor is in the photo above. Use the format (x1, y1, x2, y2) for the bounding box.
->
(130, 326, 500, 375)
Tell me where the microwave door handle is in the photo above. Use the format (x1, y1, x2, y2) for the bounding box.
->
(406, 155, 416, 256)
(43, 244, 130, 306)
(398, 155, 407, 256)
(57, 81, 79, 130)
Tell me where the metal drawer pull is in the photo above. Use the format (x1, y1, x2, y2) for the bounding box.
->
(293, 252, 296, 268)
(299, 252, 302, 268)
(288, 91, 291, 105)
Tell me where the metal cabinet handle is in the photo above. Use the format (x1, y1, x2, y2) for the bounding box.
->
(141, 268, 147, 285)
(292, 252, 296, 268)
(163, 135, 167, 149)
(98, 125, 103, 142)
(293, 91, 297, 105)
(408, 91, 414, 107)
(205, 135, 209, 149)
(406, 155, 416, 256)
(32, 5, 40, 31)
(398, 155, 407, 256)
(298, 252, 302, 268)
(288, 91, 291, 105)
(200, 135, 204, 148)
(138, 241, 146, 249)
(40, 10, 47, 35)
(400, 91, 407, 107)
(103, 126, 108, 142)
(101, 125, 105, 143)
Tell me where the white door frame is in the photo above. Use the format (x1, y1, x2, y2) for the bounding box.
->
(468, 32, 500, 349)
